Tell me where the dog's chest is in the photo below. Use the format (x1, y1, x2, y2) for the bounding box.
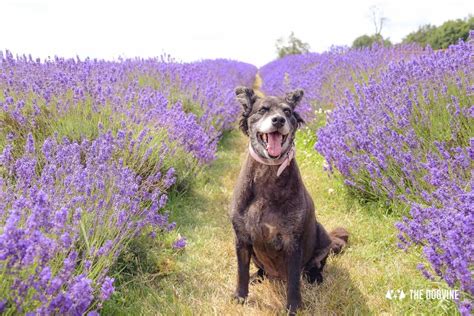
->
(245, 201, 297, 251)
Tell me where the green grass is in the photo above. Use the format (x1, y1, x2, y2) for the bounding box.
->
(103, 129, 459, 315)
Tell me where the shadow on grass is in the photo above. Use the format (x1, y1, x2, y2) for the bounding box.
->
(304, 264, 370, 314)
(244, 263, 370, 315)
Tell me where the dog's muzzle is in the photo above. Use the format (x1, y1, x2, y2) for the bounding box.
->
(249, 143, 295, 177)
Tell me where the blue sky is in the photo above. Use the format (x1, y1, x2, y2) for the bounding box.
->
(1, 0, 472, 66)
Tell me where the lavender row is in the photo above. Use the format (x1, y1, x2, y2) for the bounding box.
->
(0, 131, 176, 314)
(314, 40, 472, 313)
(260, 39, 473, 313)
(259, 44, 424, 117)
(0, 53, 256, 314)
(0, 53, 257, 162)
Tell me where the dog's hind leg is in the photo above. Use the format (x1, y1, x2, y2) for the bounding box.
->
(250, 255, 266, 284)
(250, 268, 266, 284)
(303, 222, 331, 284)
(303, 256, 327, 284)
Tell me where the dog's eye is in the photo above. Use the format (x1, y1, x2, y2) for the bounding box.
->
(259, 107, 269, 114)
(284, 108, 292, 115)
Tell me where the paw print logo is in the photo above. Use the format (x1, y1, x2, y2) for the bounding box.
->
(398, 289, 406, 300)
(386, 289, 406, 300)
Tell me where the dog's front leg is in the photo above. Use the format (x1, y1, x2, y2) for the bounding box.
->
(234, 240, 252, 302)
(286, 243, 302, 314)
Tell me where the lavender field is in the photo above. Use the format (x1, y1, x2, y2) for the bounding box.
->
(260, 38, 473, 315)
(1, 37, 473, 315)
(0, 53, 257, 314)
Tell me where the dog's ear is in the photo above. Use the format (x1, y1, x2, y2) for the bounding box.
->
(285, 89, 304, 109)
(235, 86, 257, 110)
(235, 86, 258, 136)
(293, 111, 305, 128)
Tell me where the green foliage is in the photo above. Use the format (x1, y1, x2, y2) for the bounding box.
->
(403, 15, 474, 49)
(352, 35, 373, 48)
(102, 231, 184, 315)
(276, 32, 310, 58)
(402, 24, 437, 47)
(352, 34, 392, 49)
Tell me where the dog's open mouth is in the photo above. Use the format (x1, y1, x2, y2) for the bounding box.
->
(257, 131, 288, 158)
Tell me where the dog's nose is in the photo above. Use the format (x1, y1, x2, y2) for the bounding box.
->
(271, 116, 286, 127)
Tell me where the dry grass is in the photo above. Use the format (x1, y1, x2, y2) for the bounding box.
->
(104, 129, 458, 315)
(253, 73, 266, 98)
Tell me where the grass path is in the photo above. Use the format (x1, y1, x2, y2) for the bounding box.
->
(107, 127, 458, 315)
(103, 75, 458, 315)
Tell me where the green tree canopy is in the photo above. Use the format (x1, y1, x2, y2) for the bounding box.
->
(352, 34, 392, 49)
(402, 15, 474, 49)
(402, 24, 437, 47)
(276, 32, 310, 58)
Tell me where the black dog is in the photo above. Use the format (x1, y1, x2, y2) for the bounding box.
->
(230, 87, 348, 314)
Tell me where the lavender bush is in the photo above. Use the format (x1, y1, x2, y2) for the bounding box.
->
(259, 44, 424, 117)
(313, 40, 473, 313)
(0, 53, 257, 314)
(0, 131, 175, 314)
(0, 52, 256, 163)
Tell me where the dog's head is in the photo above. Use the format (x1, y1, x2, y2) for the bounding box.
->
(235, 87, 305, 160)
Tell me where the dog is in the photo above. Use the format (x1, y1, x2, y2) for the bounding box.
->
(229, 87, 349, 314)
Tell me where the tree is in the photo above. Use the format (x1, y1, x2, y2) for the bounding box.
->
(369, 5, 387, 37)
(402, 24, 437, 47)
(352, 34, 392, 49)
(352, 35, 374, 48)
(276, 32, 310, 58)
(431, 16, 474, 49)
(352, 6, 391, 49)
(402, 15, 474, 49)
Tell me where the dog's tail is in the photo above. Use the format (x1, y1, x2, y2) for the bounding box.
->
(328, 227, 349, 255)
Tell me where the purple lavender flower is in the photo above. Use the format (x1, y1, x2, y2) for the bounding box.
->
(172, 237, 187, 249)
(459, 300, 472, 316)
(68, 275, 94, 314)
(99, 277, 115, 301)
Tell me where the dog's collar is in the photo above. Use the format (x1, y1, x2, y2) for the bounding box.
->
(248, 143, 295, 177)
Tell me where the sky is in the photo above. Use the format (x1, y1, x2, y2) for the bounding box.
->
(1, 0, 472, 67)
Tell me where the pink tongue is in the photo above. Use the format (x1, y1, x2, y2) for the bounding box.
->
(267, 132, 283, 157)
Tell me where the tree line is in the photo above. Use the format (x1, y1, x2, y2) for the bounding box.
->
(276, 14, 473, 58)
(353, 15, 474, 49)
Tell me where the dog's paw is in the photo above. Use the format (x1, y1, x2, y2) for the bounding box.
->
(250, 268, 266, 285)
(231, 293, 247, 304)
(315, 273, 323, 284)
(286, 301, 301, 315)
(303, 267, 323, 284)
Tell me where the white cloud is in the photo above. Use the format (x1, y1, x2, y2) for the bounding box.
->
(1, 0, 472, 66)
